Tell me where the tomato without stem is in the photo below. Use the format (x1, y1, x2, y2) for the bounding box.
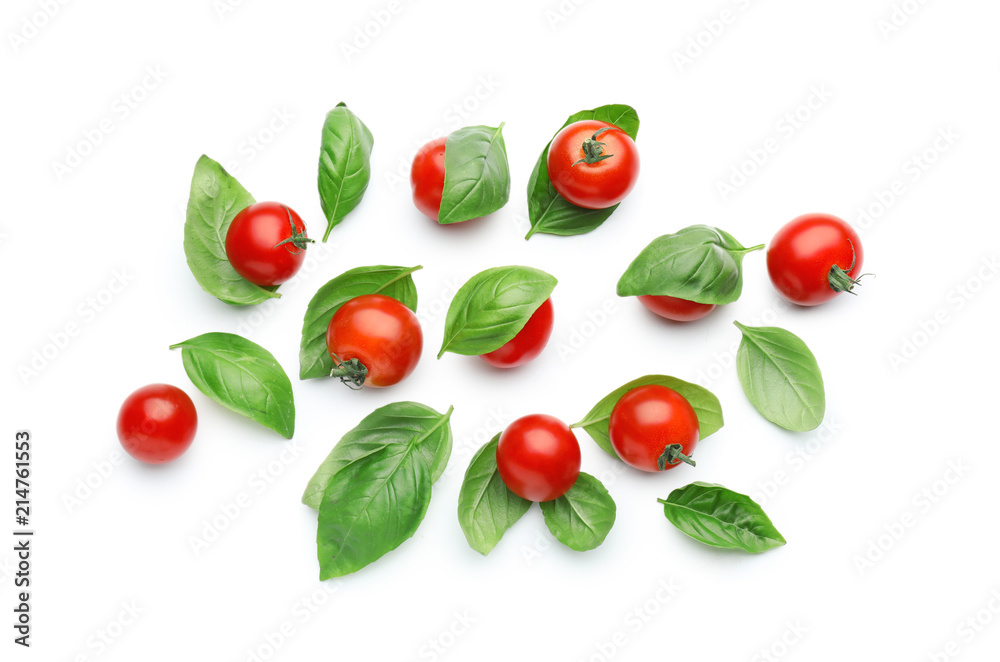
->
(638, 295, 716, 322)
(480, 298, 554, 368)
(609, 385, 699, 472)
(496, 414, 581, 502)
(116, 384, 198, 464)
(326, 294, 423, 388)
(546, 120, 640, 209)
(225, 202, 312, 287)
(767, 213, 866, 306)
(410, 137, 447, 221)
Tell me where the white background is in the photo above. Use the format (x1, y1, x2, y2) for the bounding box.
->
(4, 0, 1000, 660)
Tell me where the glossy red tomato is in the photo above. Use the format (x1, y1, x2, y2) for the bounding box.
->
(225, 202, 312, 287)
(767, 213, 865, 306)
(326, 294, 423, 388)
(496, 414, 581, 502)
(609, 385, 699, 472)
(638, 295, 716, 322)
(480, 298, 554, 368)
(116, 384, 197, 464)
(546, 120, 640, 209)
(410, 137, 447, 221)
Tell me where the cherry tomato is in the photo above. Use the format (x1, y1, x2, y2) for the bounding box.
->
(480, 298, 554, 368)
(638, 295, 716, 322)
(116, 384, 197, 464)
(496, 414, 581, 502)
(410, 137, 447, 221)
(225, 201, 312, 287)
(326, 294, 423, 388)
(767, 213, 866, 306)
(608, 385, 699, 473)
(546, 120, 640, 209)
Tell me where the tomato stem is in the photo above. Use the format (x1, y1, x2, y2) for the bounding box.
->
(273, 204, 314, 254)
(329, 353, 368, 390)
(827, 240, 872, 295)
(657, 444, 696, 471)
(572, 128, 616, 166)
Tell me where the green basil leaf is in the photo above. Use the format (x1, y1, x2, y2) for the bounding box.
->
(658, 481, 786, 553)
(183, 155, 279, 305)
(302, 402, 453, 510)
(617, 225, 764, 305)
(525, 104, 639, 239)
(572, 375, 723, 460)
(539, 472, 616, 552)
(299, 265, 420, 379)
(457, 434, 532, 555)
(734, 322, 826, 432)
(438, 124, 510, 225)
(317, 102, 374, 241)
(313, 401, 454, 578)
(170, 332, 295, 438)
(437, 266, 557, 357)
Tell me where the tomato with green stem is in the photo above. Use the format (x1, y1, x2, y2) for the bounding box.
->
(225, 202, 313, 287)
(117, 384, 198, 464)
(326, 294, 423, 389)
(410, 137, 447, 221)
(609, 385, 699, 472)
(496, 414, 581, 502)
(480, 298, 554, 368)
(546, 120, 640, 209)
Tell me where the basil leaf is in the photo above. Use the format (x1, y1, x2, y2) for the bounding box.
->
(299, 265, 420, 379)
(525, 104, 639, 239)
(170, 332, 295, 438)
(317, 102, 374, 241)
(313, 401, 454, 578)
(457, 434, 532, 555)
(658, 482, 785, 553)
(183, 155, 279, 305)
(734, 322, 826, 432)
(437, 266, 557, 357)
(572, 375, 723, 459)
(617, 225, 764, 305)
(438, 124, 510, 225)
(539, 473, 616, 552)
(302, 402, 453, 510)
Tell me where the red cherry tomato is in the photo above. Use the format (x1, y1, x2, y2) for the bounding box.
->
(326, 294, 423, 388)
(767, 213, 866, 306)
(116, 384, 198, 464)
(225, 202, 312, 287)
(608, 385, 700, 473)
(480, 298, 555, 368)
(410, 137, 447, 221)
(638, 295, 716, 322)
(496, 414, 581, 502)
(546, 120, 640, 209)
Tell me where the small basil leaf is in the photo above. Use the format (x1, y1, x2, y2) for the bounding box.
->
(525, 104, 639, 239)
(317, 102, 374, 241)
(437, 266, 557, 357)
(617, 225, 764, 305)
(734, 322, 825, 431)
(438, 124, 510, 225)
(170, 332, 295, 438)
(183, 155, 279, 305)
(573, 375, 723, 459)
(659, 482, 786, 553)
(299, 265, 420, 379)
(457, 434, 532, 555)
(539, 472, 616, 552)
(302, 402, 453, 510)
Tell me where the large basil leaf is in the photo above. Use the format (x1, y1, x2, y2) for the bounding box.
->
(299, 265, 420, 379)
(617, 225, 764, 305)
(734, 323, 825, 431)
(572, 375, 723, 459)
(659, 482, 785, 553)
(457, 434, 532, 555)
(539, 473, 616, 552)
(437, 266, 557, 357)
(183, 155, 279, 305)
(170, 332, 295, 438)
(313, 401, 454, 578)
(302, 402, 453, 510)
(525, 104, 639, 239)
(317, 102, 374, 241)
(438, 124, 510, 225)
